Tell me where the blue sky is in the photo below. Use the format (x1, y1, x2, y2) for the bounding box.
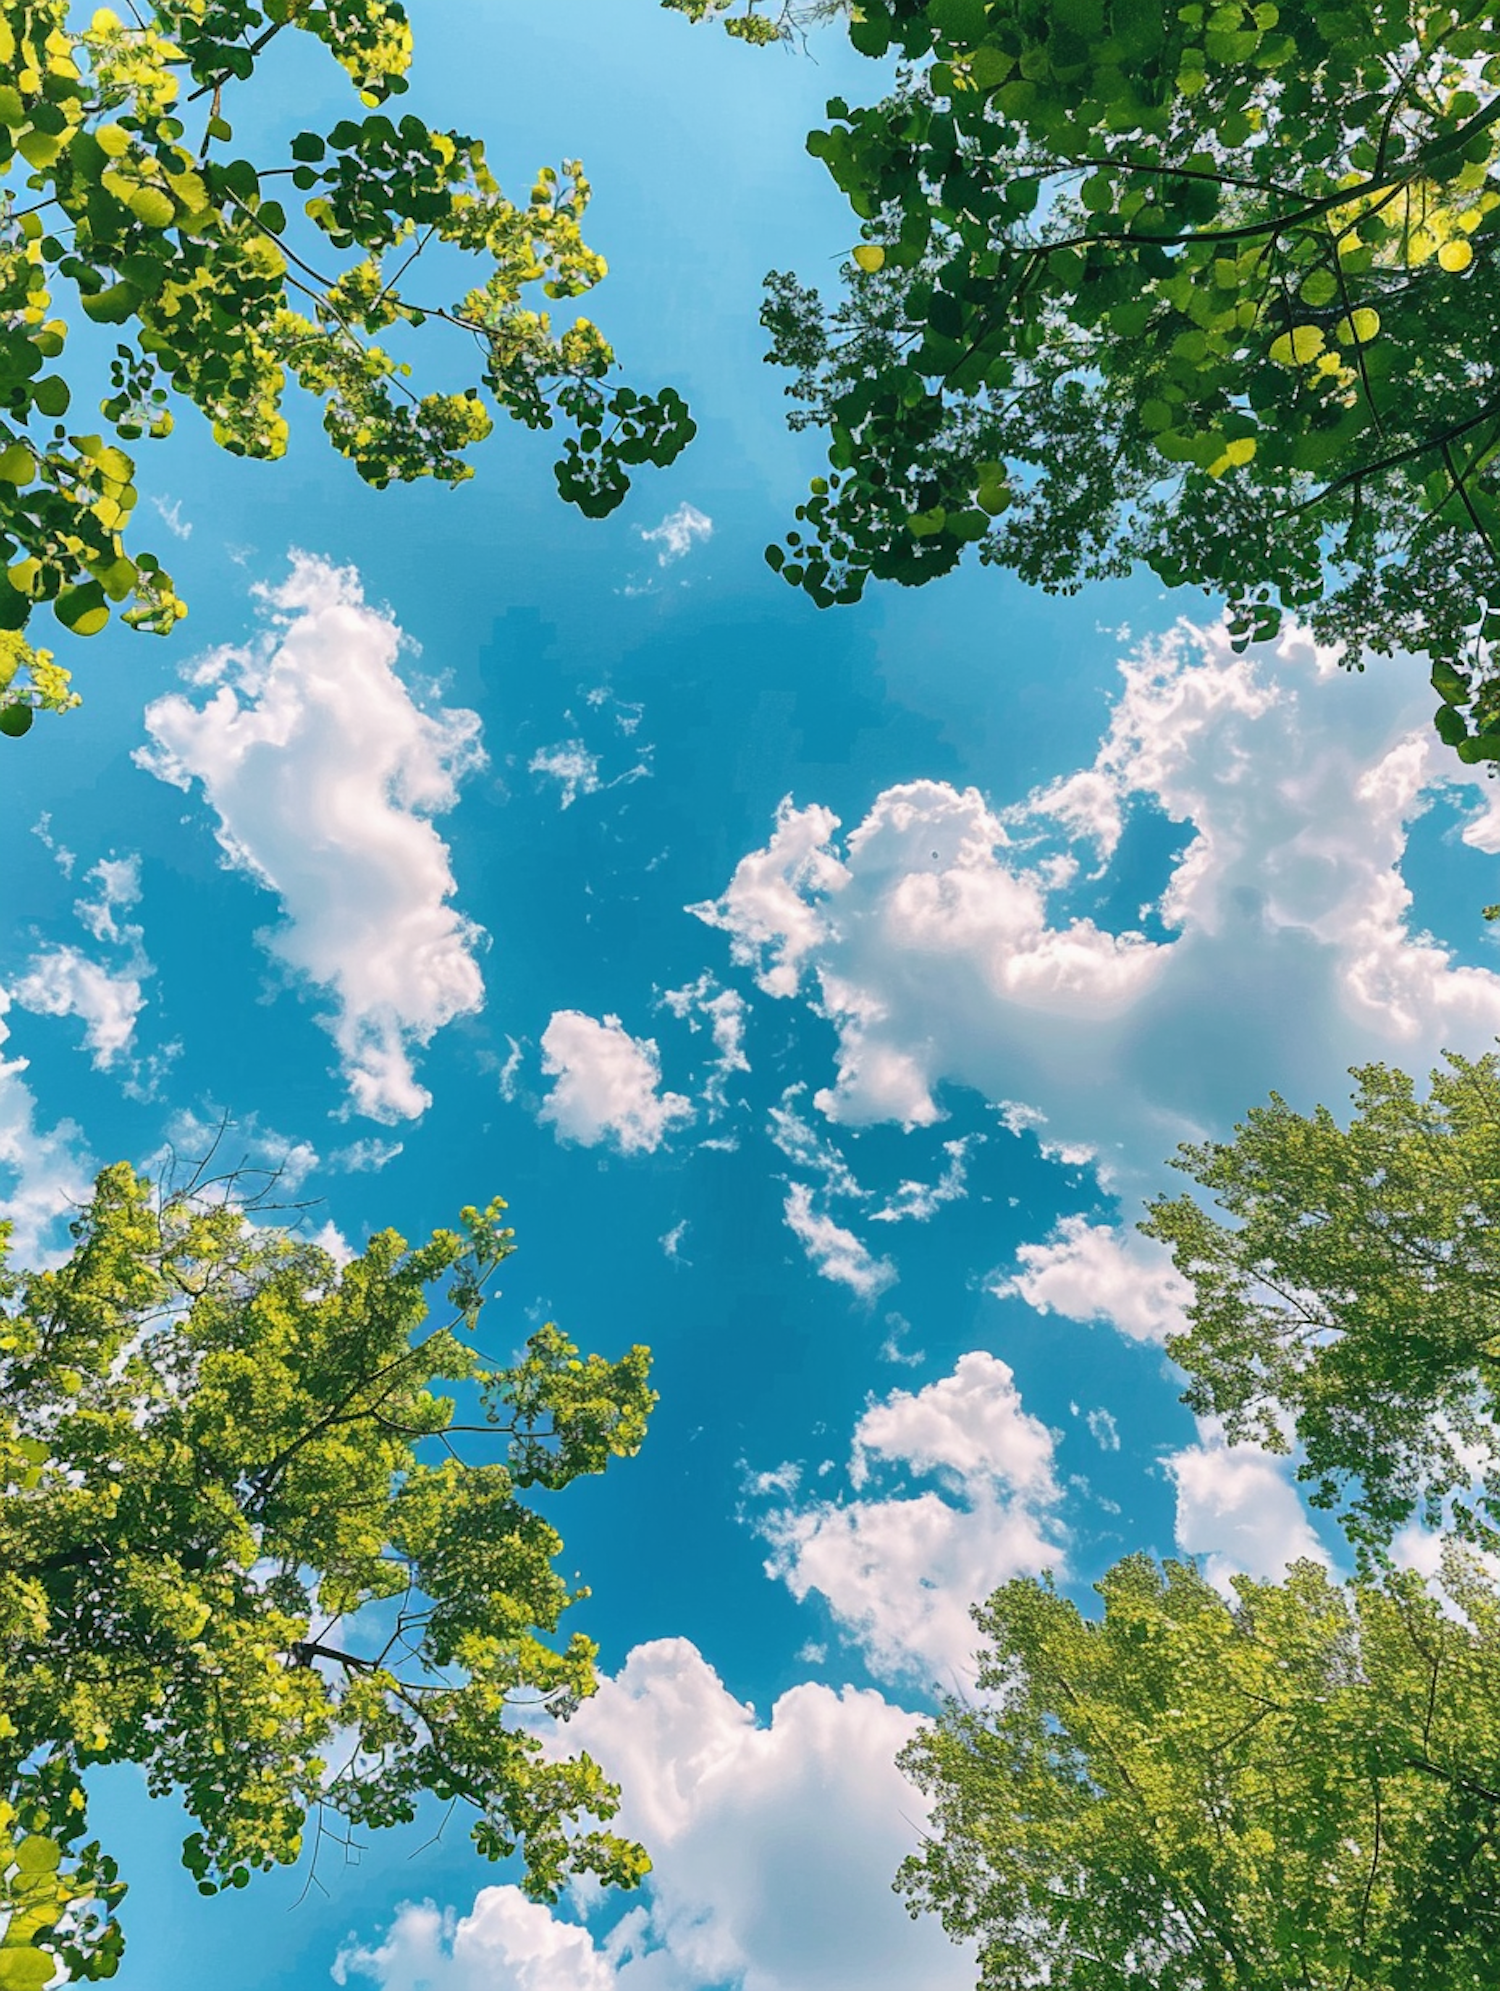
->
(10, 5, 1500, 1988)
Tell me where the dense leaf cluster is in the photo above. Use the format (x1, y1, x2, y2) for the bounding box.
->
(901, 1050, 1500, 1989)
(0, 1165, 656, 1982)
(0, 0, 695, 731)
(1144, 1052, 1500, 1559)
(723, 0, 1500, 760)
(901, 1555, 1500, 1991)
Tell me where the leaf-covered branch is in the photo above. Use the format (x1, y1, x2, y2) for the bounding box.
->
(0, 0, 696, 736)
(0, 1163, 657, 1980)
(730, 0, 1500, 765)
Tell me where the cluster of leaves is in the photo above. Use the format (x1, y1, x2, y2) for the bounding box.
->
(0, 1761, 123, 1989)
(900, 1554, 1500, 1991)
(0, 1163, 656, 1981)
(1143, 1051, 1500, 1562)
(0, 0, 695, 734)
(734, 0, 1500, 760)
(659, 0, 850, 45)
(903, 1049, 1500, 1988)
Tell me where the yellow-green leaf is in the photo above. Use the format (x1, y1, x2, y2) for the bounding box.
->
(1439, 238, 1474, 273)
(124, 184, 175, 230)
(0, 1949, 55, 1991)
(853, 244, 885, 273)
(1268, 324, 1325, 365)
(1208, 435, 1257, 477)
(1335, 307, 1381, 345)
(12, 1836, 61, 1873)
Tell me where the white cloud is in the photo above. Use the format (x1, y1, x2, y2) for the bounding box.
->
(138, 552, 485, 1123)
(328, 1136, 403, 1173)
(992, 1215, 1191, 1345)
(1086, 1407, 1121, 1452)
(31, 812, 75, 877)
(695, 621, 1500, 1361)
(879, 1311, 924, 1367)
(74, 854, 141, 945)
(152, 1107, 322, 1200)
(782, 1183, 895, 1302)
(639, 501, 713, 566)
(9, 855, 153, 1074)
(1167, 1422, 1330, 1596)
(694, 623, 1500, 1195)
(339, 1640, 972, 1991)
(539, 1011, 692, 1154)
(0, 995, 94, 1265)
(767, 1086, 866, 1199)
(150, 494, 192, 540)
(529, 740, 601, 809)
(11, 947, 146, 1071)
(870, 1136, 976, 1223)
(660, 973, 750, 1117)
(760, 1352, 1064, 1683)
(688, 795, 848, 999)
(581, 1640, 972, 1990)
(335, 1891, 622, 1991)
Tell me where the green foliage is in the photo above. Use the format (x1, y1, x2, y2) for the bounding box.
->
(0, 1163, 656, 1981)
(900, 1554, 1500, 1991)
(659, 0, 848, 44)
(1144, 1052, 1500, 1560)
(0, 0, 695, 734)
(749, 0, 1500, 759)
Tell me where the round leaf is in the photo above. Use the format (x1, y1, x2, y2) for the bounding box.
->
(0, 1949, 56, 1991)
(12, 1837, 61, 1874)
(53, 583, 108, 637)
(1268, 324, 1325, 365)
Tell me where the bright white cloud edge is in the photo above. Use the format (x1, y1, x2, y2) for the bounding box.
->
(138, 551, 486, 1124)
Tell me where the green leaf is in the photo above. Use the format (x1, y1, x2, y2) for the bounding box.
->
(1434, 703, 1469, 746)
(12, 1838, 61, 1875)
(0, 1949, 56, 1991)
(53, 584, 109, 636)
(79, 284, 141, 327)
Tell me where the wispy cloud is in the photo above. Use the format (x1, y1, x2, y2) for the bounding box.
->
(640, 500, 713, 566)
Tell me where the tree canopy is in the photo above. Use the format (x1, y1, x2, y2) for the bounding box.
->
(0, 0, 695, 736)
(1144, 1051, 1500, 1560)
(686, 0, 1500, 765)
(898, 1553, 1500, 1991)
(0, 1162, 655, 1987)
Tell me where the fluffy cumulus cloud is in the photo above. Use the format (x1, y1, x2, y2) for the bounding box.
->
(760, 1353, 1064, 1684)
(993, 1215, 1191, 1345)
(1167, 1422, 1330, 1596)
(539, 1011, 693, 1154)
(694, 621, 1500, 1338)
(340, 1639, 972, 1991)
(138, 552, 485, 1122)
(335, 1890, 624, 1991)
(12, 948, 145, 1071)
